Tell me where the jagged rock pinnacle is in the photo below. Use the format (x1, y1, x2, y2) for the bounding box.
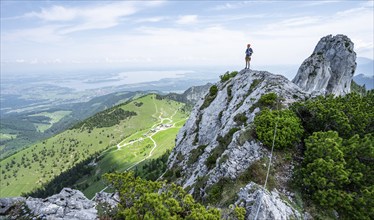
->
(292, 34, 357, 96)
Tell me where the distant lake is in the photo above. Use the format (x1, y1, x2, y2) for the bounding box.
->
(50, 70, 195, 91)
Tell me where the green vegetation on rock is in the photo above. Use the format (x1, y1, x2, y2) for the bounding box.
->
(248, 79, 262, 94)
(205, 128, 240, 169)
(204, 157, 275, 209)
(104, 172, 221, 219)
(351, 80, 366, 95)
(220, 71, 238, 83)
(188, 145, 208, 165)
(201, 85, 219, 110)
(291, 92, 374, 138)
(299, 131, 373, 219)
(254, 109, 303, 149)
(258, 92, 278, 109)
(250, 92, 278, 112)
(301, 131, 350, 208)
(233, 113, 248, 126)
(291, 91, 374, 219)
(248, 90, 374, 219)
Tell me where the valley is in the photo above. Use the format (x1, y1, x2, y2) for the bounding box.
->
(0, 94, 189, 197)
(0, 69, 216, 158)
(0, 91, 146, 159)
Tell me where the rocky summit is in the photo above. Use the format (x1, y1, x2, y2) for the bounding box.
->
(292, 34, 356, 96)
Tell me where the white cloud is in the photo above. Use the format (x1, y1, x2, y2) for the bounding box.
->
(2, 25, 65, 43)
(246, 5, 374, 64)
(43, 26, 247, 68)
(30, 58, 38, 64)
(1, 1, 166, 45)
(176, 15, 198, 25)
(275, 16, 322, 27)
(360, 0, 374, 7)
(26, 5, 78, 21)
(23, 2, 161, 34)
(211, 1, 253, 11)
(212, 3, 236, 10)
(353, 38, 374, 57)
(1, 1, 372, 71)
(16, 59, 25, 63)
(136, 16, 167, 23)
(298, 1, 340, 7)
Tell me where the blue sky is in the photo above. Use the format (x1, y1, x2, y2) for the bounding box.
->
(1, 0, 373, 73)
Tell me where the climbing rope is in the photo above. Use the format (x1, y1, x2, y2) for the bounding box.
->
(253, 98, 280, 220)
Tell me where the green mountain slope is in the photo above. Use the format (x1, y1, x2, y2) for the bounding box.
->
(0, 94, 189, 197)
(0, 91, 147, 159)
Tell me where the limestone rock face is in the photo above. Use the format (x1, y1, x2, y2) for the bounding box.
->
(292, 34, 356, 96)
(183, 84, 213, 105)
(236, 182, 301, 220)
(165, 83, 212, 105)
(0, 188, 97, 220)
(166, 69, 307, 219)
(0, 197, 25, 215)
(26, 188, 97, 220)
(0, 189, 124, 220)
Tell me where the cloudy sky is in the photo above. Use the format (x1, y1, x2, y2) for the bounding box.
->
(1, 0, 373, 73)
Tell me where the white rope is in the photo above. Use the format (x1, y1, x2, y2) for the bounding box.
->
(254, 98, 279, 220)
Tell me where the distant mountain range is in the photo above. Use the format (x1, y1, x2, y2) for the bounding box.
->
(353, 74, 374, 90)
(353, 57, 374, 90)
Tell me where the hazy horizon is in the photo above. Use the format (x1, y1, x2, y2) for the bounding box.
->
(1, 0, 373, 76)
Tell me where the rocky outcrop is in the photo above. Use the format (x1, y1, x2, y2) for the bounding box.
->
(0, 188, 99, 220)
(0, 197, 25, 216)
(167, 69, 306, 185)
(165, 83, 212, 105)
(292, 34, 356, 96)
(236, 182, 301, 220)
(165, 69, 307, 219)
(24, 188, 96, 220)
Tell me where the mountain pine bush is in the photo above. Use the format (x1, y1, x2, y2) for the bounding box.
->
(104, 172, 221, 219)
(254, 109, 303, 149)
(293, 91, 374, 219)
(291, 91, 374, 138)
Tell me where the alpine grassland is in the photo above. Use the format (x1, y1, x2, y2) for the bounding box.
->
(0, 94, 188, 197)
(29, 111, 72, 132)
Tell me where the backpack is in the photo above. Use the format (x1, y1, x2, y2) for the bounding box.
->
(246, 48, 253, 56)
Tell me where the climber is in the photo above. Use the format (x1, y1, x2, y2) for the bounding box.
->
(245, 44, 253, 69)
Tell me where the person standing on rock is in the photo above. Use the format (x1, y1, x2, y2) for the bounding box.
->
(245, 44, 253, 69)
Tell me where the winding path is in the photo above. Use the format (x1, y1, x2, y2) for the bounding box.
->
(92, 103, 183, 200)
